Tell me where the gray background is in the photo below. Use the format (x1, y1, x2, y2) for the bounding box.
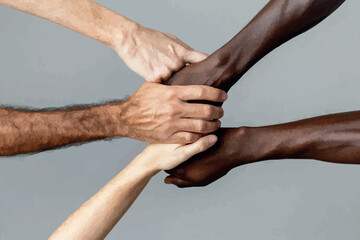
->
(0, 0, 359, 239)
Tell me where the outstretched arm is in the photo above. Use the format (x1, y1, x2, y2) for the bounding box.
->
(165, 111, 360, 187)
(49, 135, 217, 240)
(0, 0, 208, 82)
(166, 0, 345, 91)
(0, 83, 226, 156)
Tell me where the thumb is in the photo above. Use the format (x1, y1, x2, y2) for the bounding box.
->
(163, 135, 217, 171)
(184, 50, 209, 64)
(181, 135, 217, 159)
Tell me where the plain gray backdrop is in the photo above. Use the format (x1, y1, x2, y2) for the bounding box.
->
(0, 0, 359, 239)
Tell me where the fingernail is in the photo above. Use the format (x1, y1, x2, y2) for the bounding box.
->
(208, 135, 218, 145)
(221, 92, 228, 101)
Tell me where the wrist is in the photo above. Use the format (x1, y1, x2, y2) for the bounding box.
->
(247, 124, 315, 161)
(206, 30, 259, 91)
(132, 152, 161, 177)
(92, 102, 128, 138)
(232, 127, 268, 165)
(233, 125, 295, 165)
(110, 17, 141, 54)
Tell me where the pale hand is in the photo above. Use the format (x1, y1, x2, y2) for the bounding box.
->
(137, 135, 218, 173)
(114, 24, 208, 82)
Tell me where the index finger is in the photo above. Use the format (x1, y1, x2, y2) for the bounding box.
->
(176, 85, 228, 102)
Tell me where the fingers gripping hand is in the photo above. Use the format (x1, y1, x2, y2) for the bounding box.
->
(141, 135, 218, 173)
(120, 83, 227, 143)
(114, 24, 208, 83)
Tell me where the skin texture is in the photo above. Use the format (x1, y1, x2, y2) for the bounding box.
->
(165, 0, 347, 187)
(165, 0, 346, 91)
(165, 111, 360, 188)
(0, 0, 208, 82)
(0, 83, 226, 156)
(49, 135, 218, 240)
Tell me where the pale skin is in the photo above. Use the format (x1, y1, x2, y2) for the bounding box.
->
(49, 135, 218, 240)
(0, 0, 208, 82)
(0, 83, 227, 156)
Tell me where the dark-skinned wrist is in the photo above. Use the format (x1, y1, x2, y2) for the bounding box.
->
(250, 124, 316, 162)
(208, 25, 263, 92)
(233, 125, 310, 166)
(232, 126, 277, 166)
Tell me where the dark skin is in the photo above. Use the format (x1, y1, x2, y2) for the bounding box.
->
(164, 0, 347, 187)
(165, 0, 346, 92)
(165, 111, 360, 187)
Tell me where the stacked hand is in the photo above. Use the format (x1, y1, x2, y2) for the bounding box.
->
(117, 83, 227, 143)
(164, 128, 262, 187)
(50, 135, 218, 240)
(114, 24, 209, 83)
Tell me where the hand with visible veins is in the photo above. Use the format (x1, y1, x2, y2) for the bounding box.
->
(165, 112, 360, 188)
(0, 0, 208, 82)
(165, 0, 346, 92)
(119, 83, 226, 143)
(0, 83, 227, 156)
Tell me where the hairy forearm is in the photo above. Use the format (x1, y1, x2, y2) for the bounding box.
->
(50, 155, 156, 240)
(247, 111, 360, 165)
(0, 103, 125, 156)
(0, 0, 136, 48)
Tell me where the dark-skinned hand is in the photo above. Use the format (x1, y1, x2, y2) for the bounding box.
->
(164, 128, 264, 187)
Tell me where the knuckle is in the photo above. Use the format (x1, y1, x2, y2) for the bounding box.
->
(160, 69, 172, 81)
(184, 133, 194, 143)
(197, 121, 208, 132)
(203, 105, 214, 117)
(169, 104, 182, 116)
(163, 88, 177, 100)
(192, 87, 206, 99)
(198, 87, 206, 98)
(184, 133, 198, 143)
(172, 60, 184, 70)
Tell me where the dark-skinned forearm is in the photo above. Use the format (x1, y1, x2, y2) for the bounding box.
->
(0, 104, 123, 156)
(212, 0, 345, 91)
(247, 111, 360, 165)
(166, 0, 345, 92)
(164, 112, 360, 187)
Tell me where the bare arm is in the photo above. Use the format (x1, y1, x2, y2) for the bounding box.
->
(0, 83, 226, 156)
(165, 111, 360, 187)
(165, 0, 346, 91)
(0, 0, 208, 82)
(0, 104, 123, 156)
(49, 135, 217, 240)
